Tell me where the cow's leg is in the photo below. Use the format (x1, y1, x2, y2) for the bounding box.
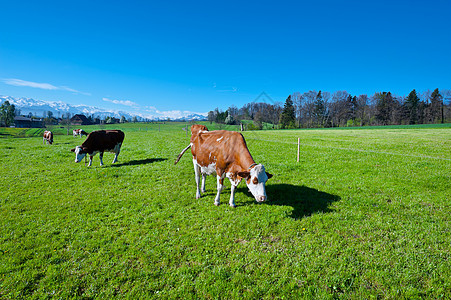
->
(214, 175, 224, 206)
(229, 181, 239, 208)
(99, 152, 104, 166)
(43, 138, 45, 145)
(201, 174, 207, 193)
(112, 148, 120, 164)
(193, 160, 202, 199)
(88, 156, 93, 167)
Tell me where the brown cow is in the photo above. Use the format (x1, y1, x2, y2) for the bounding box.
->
(175, 125, 272, 207)
(43, 131, 53, 145)
(71, 130, 124, 166)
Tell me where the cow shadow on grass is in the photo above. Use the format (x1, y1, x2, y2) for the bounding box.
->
(237, 184, 340, 219)
(110, 158, 167, 167)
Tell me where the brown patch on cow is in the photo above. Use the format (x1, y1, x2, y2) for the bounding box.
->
(190, 130, 256, 177)
(191, 124, 208, 136)
(237, 171, 250, 179)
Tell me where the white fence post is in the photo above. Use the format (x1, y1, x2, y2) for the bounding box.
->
(297, 138, 300, 162)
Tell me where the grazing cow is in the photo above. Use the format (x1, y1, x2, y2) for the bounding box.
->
(43, 131, 53, 145)
(73, 129, 88, 137)
(175, 125, 272, 207)
(71, 130, 125, 166)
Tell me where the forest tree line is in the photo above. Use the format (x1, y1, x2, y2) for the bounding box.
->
(207, 88, 451, 129)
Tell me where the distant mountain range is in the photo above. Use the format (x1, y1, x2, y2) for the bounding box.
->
(0, 95, 207, 121)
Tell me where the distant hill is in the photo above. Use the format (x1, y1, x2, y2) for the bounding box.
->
(0, 95, 207, 121)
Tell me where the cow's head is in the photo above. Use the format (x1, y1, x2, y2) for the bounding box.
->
(238, 164, 273, 202)
(71, 146, 87, 163)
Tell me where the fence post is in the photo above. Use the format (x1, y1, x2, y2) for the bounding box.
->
(297, 138, 300, 162)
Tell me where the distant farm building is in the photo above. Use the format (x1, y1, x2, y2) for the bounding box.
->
(70, 114, 92, 126)
(14, 116, 44, 128)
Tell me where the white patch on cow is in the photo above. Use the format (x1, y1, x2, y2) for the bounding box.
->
(200, 162, 216, 175)
(226, 172, 241, 186)
(216, 136, 223, 142)
(193, 158, 204, 199)
(246, 164, 269, 202)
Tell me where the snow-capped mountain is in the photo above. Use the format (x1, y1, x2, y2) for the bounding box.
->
(0, 96, 207, 121)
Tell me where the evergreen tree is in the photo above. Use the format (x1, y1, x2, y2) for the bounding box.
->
(429, 88, 443, 123)
(313, 91, 326, 127)
(375, 92, 396, 125)
(280, 95, 296, 129)
(404, 89, 420, 124)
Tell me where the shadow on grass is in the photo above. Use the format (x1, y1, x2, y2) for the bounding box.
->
(265, 184, 340, 219)
(110, 158, 167, 167)
(235, 184, 340, 219)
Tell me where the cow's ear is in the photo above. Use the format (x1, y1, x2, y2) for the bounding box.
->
(70, 148, 75, 152)
(237, 171, 250, 179)
(266, 172, 273, 179)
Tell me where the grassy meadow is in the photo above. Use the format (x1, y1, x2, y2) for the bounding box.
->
(0, 122, 450, 299)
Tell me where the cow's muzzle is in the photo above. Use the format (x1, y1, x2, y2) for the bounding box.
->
(257, 195, 267, 202)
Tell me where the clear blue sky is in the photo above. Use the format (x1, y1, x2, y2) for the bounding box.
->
(1, 0, 450, 116)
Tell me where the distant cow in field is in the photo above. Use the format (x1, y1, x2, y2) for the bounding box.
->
(175, 125, 272, 207)
(71, 130, 125, 166)
(43, 131, 53, 145)
(73, 129, 88, 137)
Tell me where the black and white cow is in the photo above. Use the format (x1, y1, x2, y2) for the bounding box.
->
(73, 129, 88, 137)
(71, 130, 125, 166)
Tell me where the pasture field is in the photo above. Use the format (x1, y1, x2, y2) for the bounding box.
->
(0, 123, 450, 299)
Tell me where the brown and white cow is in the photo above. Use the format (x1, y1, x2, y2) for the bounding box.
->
(71, 130, 125, 166)
(73, 129, 88, 137)
(43, 130, 53, 145)
(175, 125, 272, 207)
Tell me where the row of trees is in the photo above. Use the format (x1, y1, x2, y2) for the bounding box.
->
(208, 89, 450, 129)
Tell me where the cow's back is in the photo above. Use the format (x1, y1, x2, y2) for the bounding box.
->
(192, 130, 248, 169)
(83, 130, 124, 151)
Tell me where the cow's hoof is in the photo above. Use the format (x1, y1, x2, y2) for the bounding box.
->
(229, 204, 236, 208)
(214, 202, 220, 206)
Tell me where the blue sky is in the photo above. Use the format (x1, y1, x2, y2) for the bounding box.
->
(1, 0, 450, 116)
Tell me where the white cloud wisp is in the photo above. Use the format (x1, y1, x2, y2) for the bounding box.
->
(102, 97, 138, 107)
(2, 78, 91, 96)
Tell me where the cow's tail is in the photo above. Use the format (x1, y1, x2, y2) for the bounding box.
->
(174, 143, 192, 165)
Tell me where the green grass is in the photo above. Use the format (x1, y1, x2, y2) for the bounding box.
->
(0, 123, 450, 298)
